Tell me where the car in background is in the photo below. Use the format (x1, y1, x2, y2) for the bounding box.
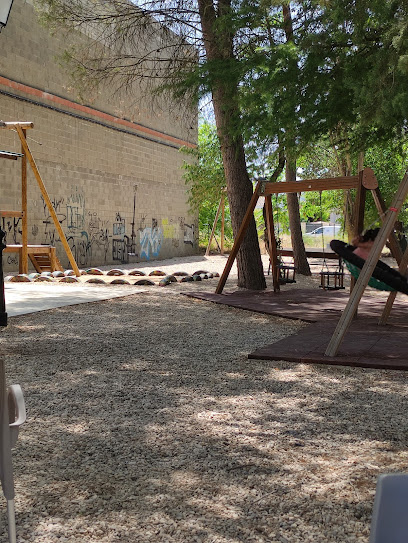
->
(307, 225, 342, 236)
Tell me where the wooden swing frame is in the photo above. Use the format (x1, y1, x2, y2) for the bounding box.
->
(0, 122, 80, 276)
(325, 171, 408, 356)
(215, 166, 408, 357)
(215, 167, 404, 294)
(205, 189, 227, 256)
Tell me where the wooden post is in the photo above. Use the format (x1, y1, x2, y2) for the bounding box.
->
(348, 170, 366, 295)
(221, 193, 225, 255)
(354, 170, 366, 239)
(371, 187, 403, 264)
(325, 171, 408, 357)
(215, 182, 260, 294)
(379, 245, 408, 325)
(21, 129, 28, 274)
(15, 127, 80, 277)
(205, 198, 223, 257)
(265, 195, 280, 292)
(1, 122, 33, 130)
(357, 152, 365, 173)
(49, 247, 58, 272)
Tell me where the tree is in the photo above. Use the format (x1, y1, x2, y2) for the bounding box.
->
(281, 3, 311, 275)
(239, 0, 408, 244)
(197, 0, 266, 288)
(182, 121, 231, 246)
(37, 0, 266, 289)
(37, 0, 408, 288)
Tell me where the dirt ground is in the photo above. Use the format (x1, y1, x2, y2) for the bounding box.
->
(1, 254, 407, 543)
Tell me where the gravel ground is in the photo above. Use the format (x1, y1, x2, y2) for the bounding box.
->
(1, 254, 408, 543)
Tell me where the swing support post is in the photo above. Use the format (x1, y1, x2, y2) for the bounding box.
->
(215, 182, 261, 294)
(379, 244, 408, 325)
(371, 187, 403, 264)
(15, 126, 80, 277)
(264, 195, 280, 292)
(0, 122, 80, 276)
(325, 171, 408, 357)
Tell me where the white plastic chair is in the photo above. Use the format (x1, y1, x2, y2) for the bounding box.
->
(370, 473, 408, 543)
(0, 360, 26, 543)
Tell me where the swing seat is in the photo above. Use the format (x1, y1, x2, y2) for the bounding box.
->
(330, 240, 408, 294)
(344, 260, 395, 291)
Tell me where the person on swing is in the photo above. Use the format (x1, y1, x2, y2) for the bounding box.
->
(351, 228, 380, 260)
(351, 228, 408, 282)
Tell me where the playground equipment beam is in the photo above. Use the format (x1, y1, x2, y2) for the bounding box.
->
(15, 126, 80, 276)
(0, 122, 33, 130)
(325, 171, 408, 356)
(262, 176, 360, 195)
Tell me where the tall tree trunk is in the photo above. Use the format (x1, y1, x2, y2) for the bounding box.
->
(286, 159, 311, 275)
(282, 3, 311, 275)
(198, 0, 266, 290)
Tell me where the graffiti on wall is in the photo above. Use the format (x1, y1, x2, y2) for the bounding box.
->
(66, 212, 110, 268)
(88, 213, 110, 263)
(184, 223, 195, 246)
(6, 255, 18, 266)
(162, 217, 179, 248)
(41, 195, 66, 246)
(2, 177, 194, 270)
(42, 196, 65, 242)
(139, 218, 163, 260)
(112, 211, 128, 263)
(2, 217, 21, 244)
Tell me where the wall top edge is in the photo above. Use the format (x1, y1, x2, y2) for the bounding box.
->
(0, 75, 197, 149)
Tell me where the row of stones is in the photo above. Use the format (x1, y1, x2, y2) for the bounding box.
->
(5, 270, 220, 287)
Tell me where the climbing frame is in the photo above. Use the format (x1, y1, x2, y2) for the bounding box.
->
(0, 122, 80, 276)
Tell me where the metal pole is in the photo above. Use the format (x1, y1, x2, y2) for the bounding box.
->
(0, 227, 7, 327)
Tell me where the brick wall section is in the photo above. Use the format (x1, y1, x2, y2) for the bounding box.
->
(0, 0, 198, 271)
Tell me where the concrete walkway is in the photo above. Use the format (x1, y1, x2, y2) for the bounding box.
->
(2, 254, 236, 317)
(4, 283, 147, 317)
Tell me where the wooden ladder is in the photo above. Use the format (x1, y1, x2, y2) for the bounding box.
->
(28, 247, 63, 273)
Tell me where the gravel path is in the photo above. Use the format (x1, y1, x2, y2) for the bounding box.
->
(1, 255, 408, 542)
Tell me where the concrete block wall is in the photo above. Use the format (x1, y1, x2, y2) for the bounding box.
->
(0, 0, 198, 272)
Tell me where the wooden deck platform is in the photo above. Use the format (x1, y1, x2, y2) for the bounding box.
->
(185, 288, 408, 371)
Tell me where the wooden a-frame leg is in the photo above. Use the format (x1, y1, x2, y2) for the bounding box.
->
(205, 197, 223, 257)
(379, 245, 408, 325)
(264, 195, 280, 293)
(215, 182, 261, 294)
(371, 187, 403, 264)
(325, 171, 408, 357)
(16, 127, 80, 277)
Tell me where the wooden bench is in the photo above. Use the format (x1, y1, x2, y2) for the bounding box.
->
(277, 248, 341, 260)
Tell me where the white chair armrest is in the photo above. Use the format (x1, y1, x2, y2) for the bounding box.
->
(8, 384, 26, 448)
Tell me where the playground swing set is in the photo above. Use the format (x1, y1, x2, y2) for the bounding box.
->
(0, 121, 80, 276)
(215, 166, 408, 358)
(216, 167, 404, 293)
